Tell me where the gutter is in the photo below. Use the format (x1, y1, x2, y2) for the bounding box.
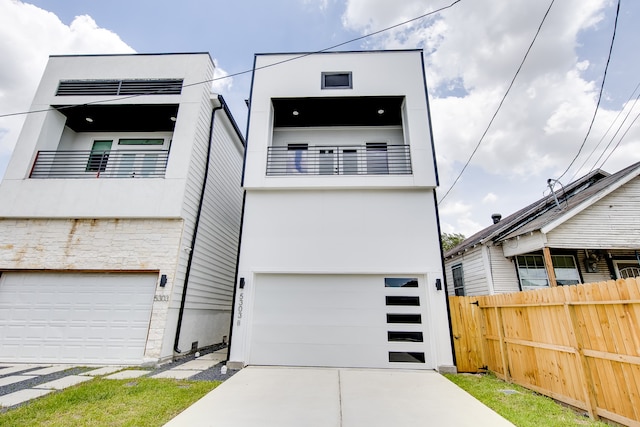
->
(173, 97, 224, 354)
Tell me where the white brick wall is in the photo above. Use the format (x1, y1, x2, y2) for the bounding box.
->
(0, 218, 185, 361)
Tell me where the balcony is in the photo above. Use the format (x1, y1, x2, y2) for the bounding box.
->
(29, 149, 169, 179)
(266, 144, 412, 176)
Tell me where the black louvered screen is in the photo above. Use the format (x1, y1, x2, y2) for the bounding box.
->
(56, 79, 183, 96)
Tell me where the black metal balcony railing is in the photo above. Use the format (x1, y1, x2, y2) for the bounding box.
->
(29, 150, 169, 179)
(266, 144, 412, 176)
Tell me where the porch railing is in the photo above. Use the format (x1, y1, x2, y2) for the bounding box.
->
(29, 150, 169, 179)
(266, 144, 412, 176)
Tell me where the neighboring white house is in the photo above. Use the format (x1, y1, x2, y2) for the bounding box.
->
(0, 53, 245, 365)
(444, 161, 640, 296)
(227, 50, 454, 371)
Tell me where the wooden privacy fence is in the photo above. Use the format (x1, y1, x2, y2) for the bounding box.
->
(449, 278, 640, 427)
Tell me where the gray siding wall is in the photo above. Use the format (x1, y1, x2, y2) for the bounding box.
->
(490, 244, 520, 294)
(547, 176, 640, 249)
(445, 247, 489, 296)
(185, 113, 244, 310)
(172, 60, 216, 304)
(575, 249, 612, 284)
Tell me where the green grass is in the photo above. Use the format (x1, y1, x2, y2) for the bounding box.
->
(0, 377, 219, 427)
(444, 373, 610, 427)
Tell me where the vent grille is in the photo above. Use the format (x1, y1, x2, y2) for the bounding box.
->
(56, 79, 183, 96)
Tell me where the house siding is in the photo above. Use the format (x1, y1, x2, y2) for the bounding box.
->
(168, 112, 244, 354)
(174, 61, 216, 307)
(490, 244, 520, 293)
(445, 248, 488, 296)
(0, 218, 184, 361)
(547, 176, 640, 249)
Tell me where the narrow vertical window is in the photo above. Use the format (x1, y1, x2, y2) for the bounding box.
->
(287, 144, 308, 174)
(366, 143, 388, 174)
(342, 149, 358, 175)
(452, 264, 465, 296)
(86, 140, 112, 173)
(319, 149, 335, 175)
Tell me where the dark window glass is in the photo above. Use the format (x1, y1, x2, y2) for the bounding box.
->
(452, 264, 465, 296)
(389, 352, 425, 363)
(322, 72, 352, 89)
(387, 331, 424, 342)
(385, 296, 420, 306)
(86, 140, 112, 172)
(387, 314, 422, 324)
(118, 139, 164, 146)
(384, 278, 418, 288)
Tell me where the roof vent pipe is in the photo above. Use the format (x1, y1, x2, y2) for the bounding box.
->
(491, 213, 502, 224)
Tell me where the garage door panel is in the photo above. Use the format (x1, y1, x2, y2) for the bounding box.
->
(0, 272, 156, 364)
(254, 307, 383, 327)
(249, 274, 431, 369)
(257, 289, 382, 310)
(252, 325, 385, 346)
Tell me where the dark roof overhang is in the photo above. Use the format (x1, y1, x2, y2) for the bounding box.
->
(53, 104, 179, 132)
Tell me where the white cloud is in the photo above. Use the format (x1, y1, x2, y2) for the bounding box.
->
(482, 193, 498, 204)
(341, 0, 640, 235)
(211, 59, 233, 94)
(0, 0, 134, 178)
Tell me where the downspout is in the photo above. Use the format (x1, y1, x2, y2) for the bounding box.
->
(174, 98, 224, 354)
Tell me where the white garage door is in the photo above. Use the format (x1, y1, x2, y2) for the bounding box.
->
(248, 274, 431, 369)
(0, 272, 156, 364)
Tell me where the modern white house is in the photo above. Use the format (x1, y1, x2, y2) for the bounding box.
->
(444, 161, 640, 296)
(0, 53, 245, 365)
(227, 50, 455, 371)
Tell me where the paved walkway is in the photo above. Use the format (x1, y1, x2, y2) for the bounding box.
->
(0, 348, 228, 409)
(164, 366, 515, 427)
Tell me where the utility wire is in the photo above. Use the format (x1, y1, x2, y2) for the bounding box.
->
(0, 0, 462, 120)
(437, 0, 555, 205)
(568, 80, 640, 182)
(599, 109, 640, 168)
(586, 87, 640, 175)
(555, 0, 621, 182)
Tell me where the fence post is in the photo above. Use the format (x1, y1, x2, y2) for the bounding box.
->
(495, 306, 510, 382)
(564, 302, 599, 420)
(543, 247, 558, 287)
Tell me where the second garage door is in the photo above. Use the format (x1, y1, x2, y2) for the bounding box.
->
(0, 272, 157, 364)
(248, 274, 431, 369)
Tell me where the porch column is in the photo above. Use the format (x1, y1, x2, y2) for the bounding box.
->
(542, 247, 558, 287)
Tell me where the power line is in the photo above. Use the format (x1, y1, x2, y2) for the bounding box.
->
(568, 80, 640, 182)
(599, 109, 640, 168)
(0, 0, 462, 120)
(555, 0, 621, 182)
(437, 0, 556, 205)
(585, 86, 640, 176)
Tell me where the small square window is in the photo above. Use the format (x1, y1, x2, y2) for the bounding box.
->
(321, 72, 352, 89)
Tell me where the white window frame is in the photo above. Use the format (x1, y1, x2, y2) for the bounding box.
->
(613, 260, 640, 279)
(516, 254, 580, 290)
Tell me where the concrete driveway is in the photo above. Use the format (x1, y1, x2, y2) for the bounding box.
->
(164, 366, 514, 427)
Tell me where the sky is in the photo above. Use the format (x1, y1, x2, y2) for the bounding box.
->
(1, 0, 639, 238)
